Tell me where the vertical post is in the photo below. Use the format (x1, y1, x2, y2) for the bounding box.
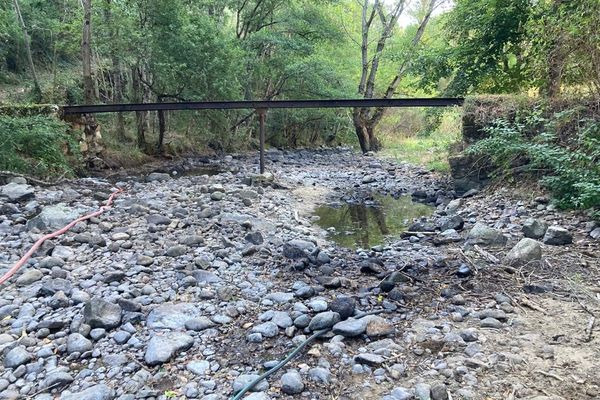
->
(257, 108, 266, 174)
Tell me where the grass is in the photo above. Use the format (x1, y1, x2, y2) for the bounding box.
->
(379, 108, 462, 172)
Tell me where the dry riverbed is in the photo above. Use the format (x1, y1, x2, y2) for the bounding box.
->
(0, 148, 599, 400)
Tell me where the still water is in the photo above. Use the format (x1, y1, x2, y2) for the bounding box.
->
(314, 194, 433, 249)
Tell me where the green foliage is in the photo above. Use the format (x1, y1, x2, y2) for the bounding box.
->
(466, 106, 600, 212)
(0, 115, 80, 177)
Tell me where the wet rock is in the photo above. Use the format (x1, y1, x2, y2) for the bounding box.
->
(467, 223, 507, 246)
(84, 299, 122, 329)
(281, 370, 304, 394)
(543, 226, 573, 245)
(3, 346, 32, 368)
(522, 218, 548, 239)
(505, 238, 542, 266)
(144, 332, 194, 365)
(308, 311, 340, 331)
(1, 182, 34, 202)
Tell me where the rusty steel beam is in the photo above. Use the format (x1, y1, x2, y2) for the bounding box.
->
(62, 98, 464, 115)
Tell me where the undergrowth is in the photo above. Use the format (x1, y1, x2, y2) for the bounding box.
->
(0, 115, 80, 178)
(467, 106, 600, 217)
(380, 109, 461, 171)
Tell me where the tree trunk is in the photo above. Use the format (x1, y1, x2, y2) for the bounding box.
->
(82, 0, 94, 104)
(157, 96, 165, 154)
(12, 0, 41, 101)
(104, 0, 126, 140)
(132, 65, 146, 150)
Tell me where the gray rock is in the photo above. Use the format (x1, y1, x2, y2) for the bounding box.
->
(390, 387, 413, 400)
(166, 245, 187, 257)
(308, 311, 340, 331)
(146, 214, 171, 225)
(430, 382, 448, 400)
(591, 227, 600, 240)
(505, 238, 542, 266)
(437, 215, 464, 231)
(329, 296, 355, 320)
(67, 333, 93, 354)
(245, 232, 264, 245)
(136, 255, 154, 266)
(543, 226, 573, 245)
(283, 239, 316, 259)
(192, 270, 221, 283)
(332, 318, 367, 337)
(144, 332, 194, 365)
(467, 222, 507, 246)
(83, 299, 122, 329)
(271, 311, 293, 328)
(43, 371, 74, 388)
(60, 383, 115, 400)
(415, 383, 431, 400)
(281, 370, 304, 394)
(113, 331, 131, 344)
(233, 374, 269, 393)
(1, 182, 34, 202)
(146, 172, 171, 182)
(147, 303, 201, 330)
(27, 204, 87, 231)
(266, 292, 294, 303)
(252, 322, 279, 338)
(16, 269, 43, 286)
(185, 317, 215, 331)
(522, 218, 548, 239)
(480, 317, 503, 328)
(187, 360, 211, 375)
(308, 367, 331, 384)
(354, 353, 385, 366)
(3, 346, 32, 368)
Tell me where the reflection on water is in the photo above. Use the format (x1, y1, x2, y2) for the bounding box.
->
(314, 194, 433, 249)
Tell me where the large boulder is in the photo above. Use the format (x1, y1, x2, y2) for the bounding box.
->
(505, 238, 542, 266)
(522, 218, 548, 239)
(467, 223, 507, 247)
(27, 204, 89, 231)
(1, 182, 34, 202)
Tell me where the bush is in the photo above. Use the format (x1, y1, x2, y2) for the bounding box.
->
(466, 105, 600, 214)
(0, 115, 80, 177)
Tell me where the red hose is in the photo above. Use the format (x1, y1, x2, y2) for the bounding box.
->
(0, 188, 124, 286)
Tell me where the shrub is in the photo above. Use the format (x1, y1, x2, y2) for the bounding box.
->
(0, 115, 80, 177)
(466, 106, 600, 214)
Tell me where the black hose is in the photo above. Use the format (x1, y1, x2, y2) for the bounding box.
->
(231, 309, 389, 400)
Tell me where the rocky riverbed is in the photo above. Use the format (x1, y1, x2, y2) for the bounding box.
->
(0, 148, 599, 400)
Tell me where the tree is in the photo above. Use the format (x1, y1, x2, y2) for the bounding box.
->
(82, 0, 94, 104)
(352, 0, 438, 153)
(12, 0, 41, 101)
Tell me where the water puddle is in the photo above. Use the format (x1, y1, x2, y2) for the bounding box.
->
(314, 194, 433, 249)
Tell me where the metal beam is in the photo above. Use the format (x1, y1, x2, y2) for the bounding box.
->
(62, 98, 464, 115)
